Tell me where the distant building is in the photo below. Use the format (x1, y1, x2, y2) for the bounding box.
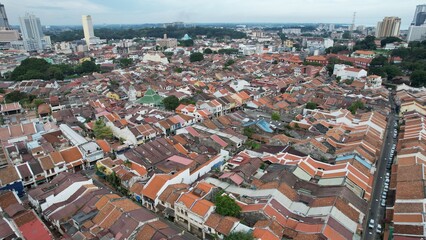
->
(333, 64, 367, 80)
(19, 13, 49, 51)
(365, 75, 382, 89)
(81, 15, 100, 46)
(408, 25, 426, 42)
(156, 34, 177, 49)
(181, 34, 192, 41)
(0, 3, 18, 49)
(304, 38, 333, 54)
(163, 21, 185, 28)
(351, 50, 375, 59)
(282, 28, 301, 35)
(0, 3, 11, 30)
(142, 51, 169, 64)
(408, 5, 426, 42)
(375, 17, 401, 38)
(0, 29, 19, 49)
(411, 4, 426, 26)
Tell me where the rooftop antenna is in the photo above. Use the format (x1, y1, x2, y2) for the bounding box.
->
(351, 12, 357, 31)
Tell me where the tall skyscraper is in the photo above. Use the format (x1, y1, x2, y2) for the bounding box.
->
(82, 15, 99, 46)
(0, 3, 10, 30)
(19, 13, 48, 51)
(411, 4, 426, 26)
(375, 17, 401, 38)
(408, 5, 426, 42)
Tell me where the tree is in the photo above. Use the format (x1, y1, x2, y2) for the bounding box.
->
(162, 95, 180, 110)
(33, 99, 45, 108)
(348, 100, 365, 114)
(368, 55, 389, 77)
(190, 52, 204, 62)
(224, 231, 254, 240)
(118, 58, 133, 68)
(203, 48, 213, 54)
(381, 36, 402, 47)
(278, 32, 287, 44)
(306, 102, 318, 109)
(46, 66, 62, 80)
(93, 120, 113, 140)
(411, 70, 426, 87)
(271, 112, 280, 121)
(179, 39, 194, 47)
(243, 127, 255, 138)
(80, 60, 100, 73)
(218, 48, 239, 55)
(303, 61, 322, 67)
(224, 59, 235, 68)
(179, 98, 196, 105)
(106, 171, 120, 187)
(11, 58, 50, 81)
(353, 35, 376, 51)
(326, 45, 348, 54)
(383, 65, 402, 80)
(214, 195, 241, 217)
(5, 91, 28, 103)
(342, 31, 351, 39)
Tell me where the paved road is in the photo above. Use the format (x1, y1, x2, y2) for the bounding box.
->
(362, 94, 397, 239)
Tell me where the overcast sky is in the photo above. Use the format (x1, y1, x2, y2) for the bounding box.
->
(2, 0, 424, 29)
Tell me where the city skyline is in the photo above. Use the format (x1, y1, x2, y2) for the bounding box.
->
(1, 0, 425, 28)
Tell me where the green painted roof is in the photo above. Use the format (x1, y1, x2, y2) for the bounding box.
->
(136, 88, 163, 105)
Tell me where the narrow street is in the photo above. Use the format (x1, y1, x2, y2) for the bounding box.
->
(362, 93, 397, 239)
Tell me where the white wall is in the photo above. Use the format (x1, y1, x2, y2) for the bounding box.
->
(41, 179, 93, 211)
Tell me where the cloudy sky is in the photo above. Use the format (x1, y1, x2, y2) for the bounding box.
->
(2, 0, 424, 29)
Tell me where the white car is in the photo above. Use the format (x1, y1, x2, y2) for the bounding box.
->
(369, 219, 375, 229)
(376, 224, 382, 233)
(381, 199, 386, 207)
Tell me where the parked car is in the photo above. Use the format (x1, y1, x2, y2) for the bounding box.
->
(369, 219, 375, 229)
(376, 224, 382, 233)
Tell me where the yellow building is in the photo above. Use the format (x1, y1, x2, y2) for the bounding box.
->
(284, 40, 294, 48)
(79, 57, 92, 64)
(400, 100, 426, 116)
(106, 92, 120, 100)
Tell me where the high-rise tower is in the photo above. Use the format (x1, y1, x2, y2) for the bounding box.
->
(408, 5, 426, 42)
(82, 15, 99, 46)
(0, 3, 10, 30)
(375, 17, 401, 38)
(19, 13, 47, 51)
(412, 4, 426, 26)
